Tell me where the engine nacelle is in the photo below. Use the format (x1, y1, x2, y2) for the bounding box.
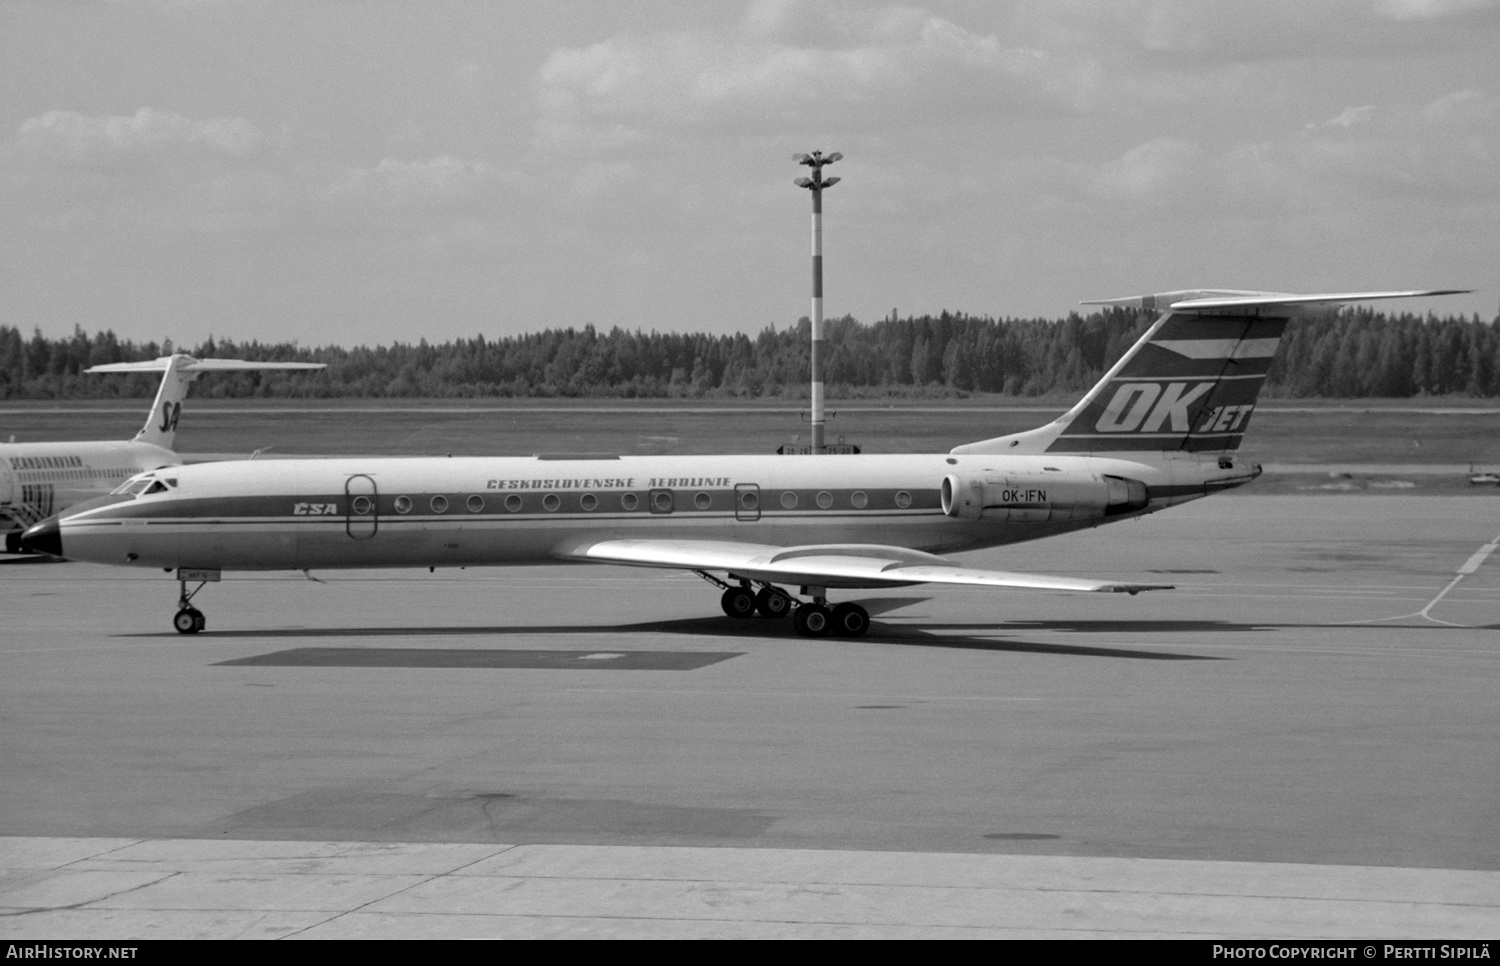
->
(941, 471, 1147, 523)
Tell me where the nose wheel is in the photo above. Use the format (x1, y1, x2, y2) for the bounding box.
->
(173, 608, 206, 635)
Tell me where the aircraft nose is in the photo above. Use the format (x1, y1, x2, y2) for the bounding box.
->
(19, 518, 62, 558)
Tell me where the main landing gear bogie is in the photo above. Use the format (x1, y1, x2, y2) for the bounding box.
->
(712, 577, 795, 622)
(789, 601, 870, 639)
(695, 571, 871, 638)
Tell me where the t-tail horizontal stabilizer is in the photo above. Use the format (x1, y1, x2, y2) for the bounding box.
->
(86, 354, 325, 451)
(953, 289, 1471, 456)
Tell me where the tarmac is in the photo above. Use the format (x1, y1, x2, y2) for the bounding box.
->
(2, 494, 1498, 938)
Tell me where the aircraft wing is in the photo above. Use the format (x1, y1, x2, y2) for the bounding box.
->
(559, 539, 1172, 594)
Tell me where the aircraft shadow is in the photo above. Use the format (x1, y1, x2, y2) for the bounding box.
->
(121, 615, 1220, 661)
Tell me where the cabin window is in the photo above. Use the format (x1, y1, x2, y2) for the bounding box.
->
(543, 493, 561, 512)
(621, 493, 639, 511)
(816, 491, 833, 509)
(580, 493, 598, 511)
(431, 495, 449, 513)
(352, 496, 374, 515)
(505, 494, 522, 513)
(694, 492, 711, 510)
(740, 491, 759, 511)
(780, 491, 798, 509)
(851, 490, 868, 509)
(394, 496, 413, 514)
(895, 490, 913, 508)
(467, 495, 484, 513)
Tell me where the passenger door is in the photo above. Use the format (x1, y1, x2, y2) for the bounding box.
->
(734, 483, 761, 522)
(345, 474, 378, 540)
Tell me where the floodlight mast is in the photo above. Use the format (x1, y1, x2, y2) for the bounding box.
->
(794, 151, 841, 454)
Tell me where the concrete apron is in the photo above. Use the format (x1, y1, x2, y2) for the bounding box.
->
(2, 837, 1496, 939)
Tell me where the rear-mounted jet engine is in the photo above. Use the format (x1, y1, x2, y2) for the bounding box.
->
(941, 472, 1148, 523)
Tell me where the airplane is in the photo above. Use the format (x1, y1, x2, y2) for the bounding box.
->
(2, 354, 324, 552)
(19, 289, 1467, 636)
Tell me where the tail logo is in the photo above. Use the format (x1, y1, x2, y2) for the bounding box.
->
(158, 401, 181, 434)
(1195, 405, 1254, 434)
(1095, 382, 1213, 434)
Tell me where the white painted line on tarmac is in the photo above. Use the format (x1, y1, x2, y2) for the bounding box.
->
(565, 687, 1042, 702)
(1333, 527, 1500, 627)
(1457, 539, 1500, 575)
(1416, 529, 1500, 624)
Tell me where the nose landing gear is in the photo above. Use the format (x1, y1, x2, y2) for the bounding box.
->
(171, 568, 220, 635)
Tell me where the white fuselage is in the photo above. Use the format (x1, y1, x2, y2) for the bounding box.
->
(50, 450, 1254, 573)
(0, 440, 178, 530)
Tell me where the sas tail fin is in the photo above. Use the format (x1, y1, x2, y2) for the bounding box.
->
(86, 355, 326, 451)
(953, 289, 1469, 456)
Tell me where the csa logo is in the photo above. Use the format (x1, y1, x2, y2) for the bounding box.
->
(293, 502, 339, 515)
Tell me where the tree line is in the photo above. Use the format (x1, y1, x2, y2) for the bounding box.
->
(1, 306, 1497, 400)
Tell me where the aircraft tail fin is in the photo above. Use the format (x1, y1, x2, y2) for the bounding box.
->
(86, 355, 326, 451)
(952, 289, 1470, 456)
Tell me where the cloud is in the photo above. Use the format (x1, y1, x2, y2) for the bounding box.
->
(17, 107, 267, 165)
(533, 3, 1103, 147)
(1091, 138, 1213, 203)
(1014, 0, 1500, 68)
(1089, 88, 1500, 211)
(326, 156, 519, 209)
(1316, 105, 1378, 128)
(1376, 0, 1496, 21)
(1423, 87, 1487, 120)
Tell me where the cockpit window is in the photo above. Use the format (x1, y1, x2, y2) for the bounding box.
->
(111, 475, 158, 497)
(143, 480, 170, 495)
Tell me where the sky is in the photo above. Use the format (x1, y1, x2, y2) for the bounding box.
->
(1, 0, 1497, 349)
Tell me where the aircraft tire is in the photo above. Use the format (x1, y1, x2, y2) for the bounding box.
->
(755, 588, 791, 619)
(174, 609, 202, 635)
(830, 602, 870, 638)
(720, 587, 757, 619)
(793, 604, 831, 638)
